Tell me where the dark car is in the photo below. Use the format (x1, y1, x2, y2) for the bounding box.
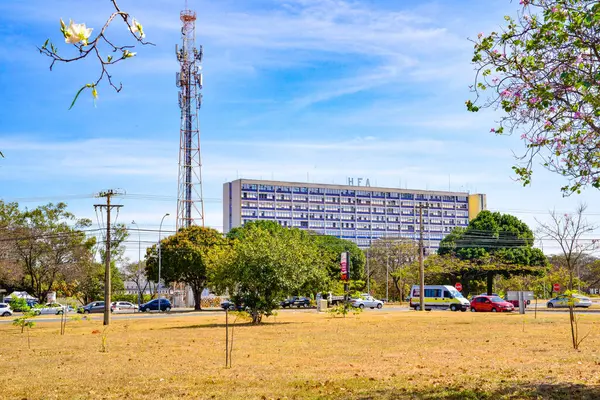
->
(140, 298, 172, 312)
(78, 301, 105, 314)
(280, 296, 310, 308)
(220, 300, 246, 311)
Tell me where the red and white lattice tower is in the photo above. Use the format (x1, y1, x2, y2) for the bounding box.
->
(175, 7, 204, 229)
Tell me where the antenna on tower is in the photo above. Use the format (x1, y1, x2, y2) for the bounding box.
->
(176, 3, 205, 229)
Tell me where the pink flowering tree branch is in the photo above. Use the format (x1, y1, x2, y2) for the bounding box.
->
(38, 0, 154, 109)
(467, 0, 600, 195)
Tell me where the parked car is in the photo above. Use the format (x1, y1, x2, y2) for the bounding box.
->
(140, 298, 172, 312)
(470, 295, 514, 312)
(281, 296, 311, 308)
(547, 294, 592, 308)
(33, 303, 67, 315)
(220, 300, 247, 311)
(351, 295, 383, 309)
(110, 301, 138, 313)
(78, 301, 105, 314)
(0, 303, 13, 317)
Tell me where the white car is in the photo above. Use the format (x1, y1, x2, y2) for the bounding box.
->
(33, 303, 66, 315)
(351, 295, 383, 309)
(0, 303, 13, 317)
(547, 294, 592, 308)
(110, 301, 139, 313)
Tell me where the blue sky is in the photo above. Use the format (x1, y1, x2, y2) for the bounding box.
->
(1, 0, 599, 260)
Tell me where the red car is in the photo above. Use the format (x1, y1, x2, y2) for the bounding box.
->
(470, 295, 514, 312)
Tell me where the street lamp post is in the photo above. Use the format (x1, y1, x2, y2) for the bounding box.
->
(158, 213, 170, 313)
(131, 220, 142, 310)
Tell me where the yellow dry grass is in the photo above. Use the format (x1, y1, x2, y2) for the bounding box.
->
(2, 310, 600, 400)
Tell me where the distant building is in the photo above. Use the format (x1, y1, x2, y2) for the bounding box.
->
(223, 179, 486, 251)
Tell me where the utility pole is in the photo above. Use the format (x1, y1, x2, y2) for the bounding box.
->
(94, 190, 124, 326)
(417, 202, 429, 312)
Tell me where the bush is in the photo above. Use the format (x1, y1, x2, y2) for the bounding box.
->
(8, 295, 31, 312)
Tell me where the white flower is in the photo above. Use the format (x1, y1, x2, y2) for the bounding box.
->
(129, 18, 145, 38)
(64, 20, 93, 45)
(123, 50, 136, 59)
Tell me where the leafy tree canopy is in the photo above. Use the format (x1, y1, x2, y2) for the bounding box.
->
(439, 211, 546, 267)
(146, 226, 227, 310)
(311, 233, 366, 283)
(468, 0, 600, 194)
(0, 201, 94, 302)
(216, 222, 322, 323)
(437, 211, 547, 294)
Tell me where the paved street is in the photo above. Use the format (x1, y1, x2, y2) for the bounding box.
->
(2, 303, 598, 324)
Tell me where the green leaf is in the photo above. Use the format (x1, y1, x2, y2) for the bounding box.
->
(68, 85, 88, 110)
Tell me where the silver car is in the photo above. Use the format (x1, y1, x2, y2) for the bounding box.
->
(33, 303, 67, 315)
(0, 303, 13, 317)
(547, 294, 592, 308)
(351, 295, 383, 309)
(110, 301, 139, 313)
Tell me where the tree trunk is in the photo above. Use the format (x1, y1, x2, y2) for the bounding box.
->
(252, 311, 262, 324)
(392, 278, 400, 301)
(192, 285, 203, 311)
(486, 272, 494, 295)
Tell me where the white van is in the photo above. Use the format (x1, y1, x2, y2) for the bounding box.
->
(409, 285, 470, 311)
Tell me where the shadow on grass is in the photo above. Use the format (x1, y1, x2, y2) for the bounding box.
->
(163, 321, 296, 330)
(356, 383, 600, 400)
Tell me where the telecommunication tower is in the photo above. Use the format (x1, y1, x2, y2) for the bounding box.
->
(176, 6, 205, 229)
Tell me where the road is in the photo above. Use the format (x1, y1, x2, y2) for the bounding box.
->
(1, 305, 598, 324)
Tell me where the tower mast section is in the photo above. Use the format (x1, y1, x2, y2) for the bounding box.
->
(176, 6, 205, 230)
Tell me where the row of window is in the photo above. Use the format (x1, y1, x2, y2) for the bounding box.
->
(241, 198, 468, 211)
(240, 185, 470, 202)
(242, 210, 468, 224)
(241, 200, 468, 212)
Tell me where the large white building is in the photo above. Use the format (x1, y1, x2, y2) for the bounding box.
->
(223, 179, 486, 251)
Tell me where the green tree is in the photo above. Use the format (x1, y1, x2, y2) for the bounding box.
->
(0, 202, 95, 303)
(367, 238, 419, 301)
(215, 223, 320, 324)
(438, 210, 548, 295)
(311, 233, 366, 293)
(467, 0, 600, 194)
(146, 226, 227, 310)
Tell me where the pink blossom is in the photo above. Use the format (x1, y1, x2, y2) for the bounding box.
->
(528, 97, 538, 104)
(490, 128, 496, 133)
(544, 120, 552, 128)
(549, 106, 556, 112)
(500, 89, 512, 97)
(520, 133, 527, 139)
(552, 7, 558, 13)
(574, 111, 582, 119)
(478, 32, 483, 39)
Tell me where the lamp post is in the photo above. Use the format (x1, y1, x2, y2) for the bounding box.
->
(158, 213, 170, 313)
(131, 220, 142, 310)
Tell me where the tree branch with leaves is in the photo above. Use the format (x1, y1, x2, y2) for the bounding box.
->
(468, 0, 600, 194)
(38, 0, 153, 109)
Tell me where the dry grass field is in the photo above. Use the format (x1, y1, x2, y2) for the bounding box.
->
(2, 310, 600, 400)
